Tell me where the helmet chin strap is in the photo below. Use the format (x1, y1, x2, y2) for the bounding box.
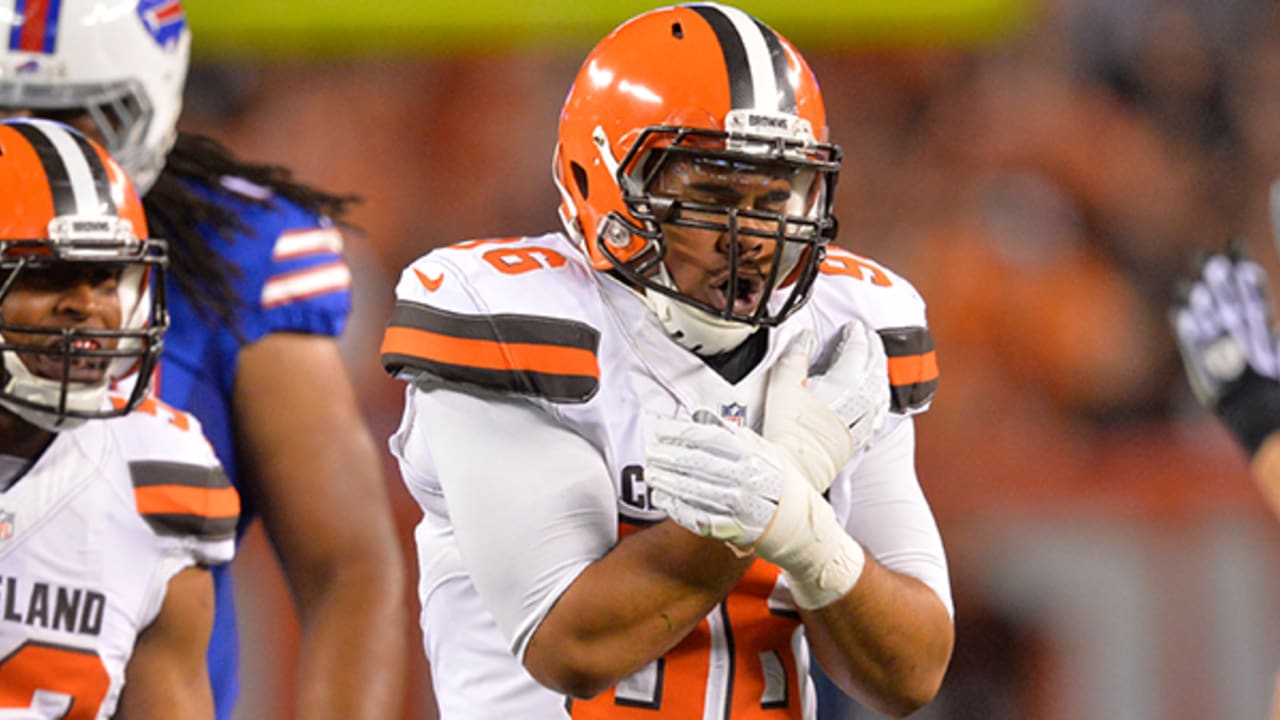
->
(0, 397, 89, 432)
(0, 344, 101, 432)
(643, 263, 755, 356)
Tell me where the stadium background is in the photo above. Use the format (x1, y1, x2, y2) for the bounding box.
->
(178, 1, 1280, 717)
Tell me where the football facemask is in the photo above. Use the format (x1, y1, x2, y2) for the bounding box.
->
(0, 118, 167, 430)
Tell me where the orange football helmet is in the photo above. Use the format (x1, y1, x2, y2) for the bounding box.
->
(554, 3, 840, 345)
(0, 118, 166, 430)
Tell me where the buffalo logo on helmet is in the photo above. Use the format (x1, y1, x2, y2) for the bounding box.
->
(137, 0, 185, 48)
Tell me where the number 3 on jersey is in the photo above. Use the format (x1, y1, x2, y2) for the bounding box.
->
(0, 640, 110, 720)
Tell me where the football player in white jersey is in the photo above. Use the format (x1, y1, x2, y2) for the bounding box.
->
(382, 4, 953, 719)
(0, 118, 236, 719)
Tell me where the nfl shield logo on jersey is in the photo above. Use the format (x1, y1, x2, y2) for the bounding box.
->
(0, 510, 13, 542)
(720, 402, 748, 427)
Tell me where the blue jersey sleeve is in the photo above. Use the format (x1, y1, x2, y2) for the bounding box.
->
(157, 181, 353, 501)
(150, 178, 355, 720)
(212, 188, 352, 343)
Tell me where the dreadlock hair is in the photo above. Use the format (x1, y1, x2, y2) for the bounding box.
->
(143, 131, 361, 335)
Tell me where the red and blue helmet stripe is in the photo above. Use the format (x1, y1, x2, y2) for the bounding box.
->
(8, 0, 63, 54)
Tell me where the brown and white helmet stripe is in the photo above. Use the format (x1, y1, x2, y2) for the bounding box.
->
(687, 3, 797, 114)
(7, 118, 117, 218)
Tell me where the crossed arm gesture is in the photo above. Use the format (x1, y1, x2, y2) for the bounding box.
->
(644, 320, 953, 716)
(646, 321, 888, 608)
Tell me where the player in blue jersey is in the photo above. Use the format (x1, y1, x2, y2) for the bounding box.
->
(0, 3, 407, 719)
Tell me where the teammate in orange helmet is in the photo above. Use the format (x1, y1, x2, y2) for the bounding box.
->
(0, 118, 237, 720)
(0, 4, 406, 718)
(382, 4, 953, 718)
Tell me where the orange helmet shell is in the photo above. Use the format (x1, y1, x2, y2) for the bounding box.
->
(0, 118, 164, 430)
(0, 121, 148, 241)
(555, 3, 831, 270)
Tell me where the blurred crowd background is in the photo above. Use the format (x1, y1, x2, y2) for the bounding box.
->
(180, 0, 1280, 718)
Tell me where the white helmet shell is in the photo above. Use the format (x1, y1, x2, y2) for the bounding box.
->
(0, 0, 190, 192)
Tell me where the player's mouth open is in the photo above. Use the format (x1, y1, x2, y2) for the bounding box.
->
(27, 338, 110, 382)
(709, 274, 763, 315)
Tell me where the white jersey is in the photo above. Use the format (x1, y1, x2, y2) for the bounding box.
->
(0, 395, 237, 719)
(383, 232, 950, 719)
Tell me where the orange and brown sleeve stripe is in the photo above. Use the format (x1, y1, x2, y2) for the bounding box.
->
(878, 326, 939, 413)
(381, 300, 601, 403)
(130, 461, 239, 541)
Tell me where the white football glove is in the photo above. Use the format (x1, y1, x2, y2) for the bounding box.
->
(1173, 251, 1278, 396)
(1172, 249, 1280, 455)
(647, 411, 786, 547)
(647, 411, 865, 609)
(763, 322, 890, 493)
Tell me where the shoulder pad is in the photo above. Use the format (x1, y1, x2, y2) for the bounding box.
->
(814, 248, 928, 327)
(109, 393, 216, 461)
(382, 301, 601, 403)
(109, 395, 240, 552)
(808, 248, 939, 414)
(381, 234, 604, 403)
(390, 234, 592, 309)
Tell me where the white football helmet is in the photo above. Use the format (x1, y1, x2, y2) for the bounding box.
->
(0, 0, 190, 193)
(0, 118, 167, 431)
